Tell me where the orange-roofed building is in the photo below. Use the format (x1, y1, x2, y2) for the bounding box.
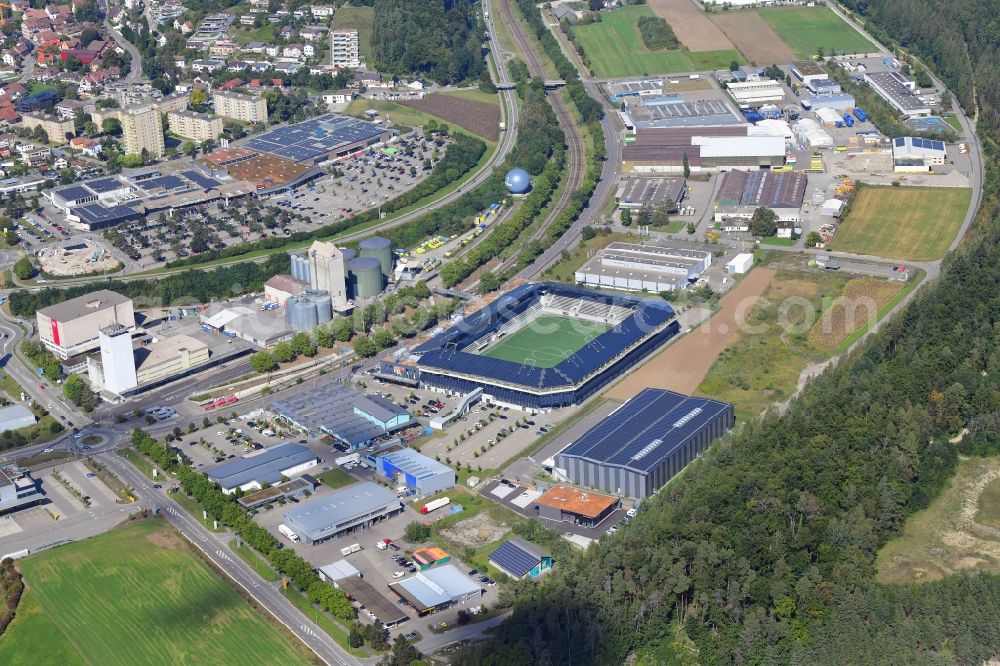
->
(535, 485, 619, 527)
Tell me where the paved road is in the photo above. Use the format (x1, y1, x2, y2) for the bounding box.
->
(97, 0, 143, 84)
(415, 612, 510, 653)
(97, 451, 362, 666)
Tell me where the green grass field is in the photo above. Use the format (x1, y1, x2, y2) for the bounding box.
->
(481, 315, 610, 368)
(832, 186, 971, 261)
(331, 6, 374, 62)
(572, 6, 742, 78)
(759, 7, 876, 58)
(0, 521, 311, 665)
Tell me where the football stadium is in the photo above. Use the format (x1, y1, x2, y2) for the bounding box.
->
(412, 283, 679, 409)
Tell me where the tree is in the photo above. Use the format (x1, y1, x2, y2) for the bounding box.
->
(748, 207, 778, 237)
(651, 203, 670, 227)
(272, 342, 294, 364)
(373, 328, 396, 350)
(804, 231, 822, 247)
(102, 118, 121, 135)
(349, 628, 364, 648)
(404, 521, 431, 542)
(13, 257, 34, 280)
(636, 205, 652, 227)
(588, 0, 602, 10)
(353, 336, 377, 358)
(290, 332, 317, 358)
(686, 222, 696, 235)
(682, 152, 691, 179)
(581, 226, 596, 241)
(620, 208, 632, 226)
(182, 140, 196, 157)
(63, 375, 97, 411)
(250, 350, 277, 373)
(730, 60, 741, 72)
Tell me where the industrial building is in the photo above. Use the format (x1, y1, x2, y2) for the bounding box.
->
(37, 290, 135, 359)
(388, 564, 482, 615)
(338, 576, 409, 625)
(282, 481, 403, 545)
(553, 388, 734, 498)
(120, 104, 165, 159)
(865, 71, 930, 116)
(317, 559, 361, 583)
(206, 442, 318, 494)
(168, 109, 224, 142)
(0, 465, 44, 516)
(244, 113, 389, 165)
(789, 60, 828, 86)
(793, 118, 834, 148)
(87, 327, 216, 397)
(331, 28, 360, 68)
(892, 136, 947, 172)
(264, 274, 308, 305)
(0, 404, 37, 432)
(726, 80, 785, 106)
(575, 243, 712, 293)
(200, 301, 294, 347)
(285, 290, 334, 332)
(801, 93, 856, 111)
(294, 240, 350, 307)
(214, 90, 268, 123)
(714, 169, 807, 223)
(413, 282, 679, 409)
(615, 178, 686, 212)
(620, 98, 741, 130)
(535, 484, 620, 527)
(727, 253, 755, 274)
(271, 384, 412, 449)
(604, 79, 664, 104)
(237, 476, 317, 509)
(622, 127, 786, 173)
(373, 447, 455, 496)
(489, 538, 552, 580)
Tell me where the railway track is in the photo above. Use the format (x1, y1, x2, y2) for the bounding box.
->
(464, 0, 587, 290)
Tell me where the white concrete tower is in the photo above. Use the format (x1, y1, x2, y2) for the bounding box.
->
(99, 324, 138, 395)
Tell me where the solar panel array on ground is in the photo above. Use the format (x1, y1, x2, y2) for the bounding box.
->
(245, 113, 385, 163)
(559, 388, 731, 473)
(414, 283, 675, 389)
(183, 169, 220, 189)
(489, 540, 541, 578)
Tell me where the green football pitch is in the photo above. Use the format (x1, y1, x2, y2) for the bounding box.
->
(480, 315, 610, 368)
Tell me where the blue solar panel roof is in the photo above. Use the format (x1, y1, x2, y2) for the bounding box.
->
(489, 538, 546, 578)
(558, 388, 732, 473)
(415, 283, 675, 390)
(139, 175, 188, 191)
(183, 170, 220, 189)
(87, 177, 125, 194)
(75, 202, 139, 226)
(55, 184, 94, 202)
(245, 113, 385, 163)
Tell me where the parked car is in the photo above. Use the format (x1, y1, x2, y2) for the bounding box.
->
(392, 571, 405, 579)
(468, 569, 478, 577)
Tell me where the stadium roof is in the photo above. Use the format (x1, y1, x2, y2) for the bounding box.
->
(283, 482, 397, 535)
(205, 442, 316, 489)
(536, 485, 618, 519)
(244, 113, 386, 163)
(414, 283, 675, 390)
(489, 537, 548, 578)
(557, 388, 732, 474)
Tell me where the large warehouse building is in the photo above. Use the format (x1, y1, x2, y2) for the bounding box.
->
(892, 136, 947, 172)
(206, 442, 318, 494)
(714, 169, 807, 223)
(575, 242, 712, 293)
(244, 113, 390, 165)
(622, 127, 786, 173)
(37, 290, 135, 359)
(373, 447, 455, 496)
(412, 282, 679, 410)
(553, 388, 734, 498)
(865, 71, 930, 116)
(283, 481, 403, 545)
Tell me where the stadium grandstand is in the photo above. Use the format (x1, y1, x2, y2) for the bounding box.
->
(412, 283, 678, 409)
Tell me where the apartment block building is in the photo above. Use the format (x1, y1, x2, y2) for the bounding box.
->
(213, 90, 268, 123)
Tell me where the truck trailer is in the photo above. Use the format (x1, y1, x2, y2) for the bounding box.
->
(278, 524, 299, 542)
(421, 497, 451, 514)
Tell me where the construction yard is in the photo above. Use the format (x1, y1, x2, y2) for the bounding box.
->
(832, 186, 971, 261)
(37, 242, 121, 276)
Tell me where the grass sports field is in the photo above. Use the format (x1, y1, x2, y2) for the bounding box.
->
(481, 315, 610, 368)
(0, 521, 311, 666)
(572, 6, 741, 78)
(759, 7, 876, 59)
(832, 186, 971, 261)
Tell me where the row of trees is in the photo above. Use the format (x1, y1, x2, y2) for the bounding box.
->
(130, 429, 355, 622)
(0, 557, 24, 638)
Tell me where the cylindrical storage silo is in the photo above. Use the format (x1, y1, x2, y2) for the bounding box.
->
(290, 253, 310, 283)
(288, 296, 319, 331)
(359, 236, 393, 277)
(315, 292, 333, 324)
(349, 257, 383, 299)
(342, 248, 358, 299)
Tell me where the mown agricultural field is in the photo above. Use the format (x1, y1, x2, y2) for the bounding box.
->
(832, 186, 971, 260)
(809, 278, 904, 350)
(0, 521, 312, 666)
(401, 92, 501, 141)
(572, 5, 741, 78)
(758, 6, 877, 59)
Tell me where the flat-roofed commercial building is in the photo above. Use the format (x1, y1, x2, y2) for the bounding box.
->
(388, 564, 482, 615)
(121, 104, 165, 158)
(373, 447, 455, 496)
(575, 242, 712, 293)
(167, 109, 223, 142)
(0, 465, 44, 516)
(554, 388, 734, 498)
(37, 290, 135, 359)
(714, 169, 807, 223)
(865, 71, 930, 116)
(134, 334, 210, 385)
(282, 481, 402, 545)
(615, 177, 686, 212)
(535, 484, 620, 527)
(789, 60, 828, 86)
(726, 80, 785, 106)
(214, 90, 268, 123)
(206, 442, 318, 494)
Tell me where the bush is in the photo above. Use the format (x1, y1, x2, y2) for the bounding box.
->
(637, 15, 679, 50)
(404, 521, 431, 542)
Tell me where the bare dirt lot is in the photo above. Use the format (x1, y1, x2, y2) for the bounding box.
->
(710, 11, 795, 64)
(606, 268, 775, 400)
(438, 512, 512, 549)
(648, 0, 735, 52)
(401, 94, 500, 141)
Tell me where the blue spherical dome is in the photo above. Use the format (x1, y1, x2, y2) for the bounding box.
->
(504, 168, 531, 194)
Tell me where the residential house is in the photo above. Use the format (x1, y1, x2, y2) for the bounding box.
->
(303, 44, 315, 58)
(69, 136, 102, 157)
(244, 41, 266, 54)
(311, 5, 335, 18)
(323, 90, 355, 105)
(282, 45, 303, 59)
(300, 26, 325, 42)
(240, 15, 256, 26)
(265, 45, 279, 58)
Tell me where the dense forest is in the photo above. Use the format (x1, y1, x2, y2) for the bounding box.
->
(464, 1, 1000, 663)
(371, 0, 485, 84)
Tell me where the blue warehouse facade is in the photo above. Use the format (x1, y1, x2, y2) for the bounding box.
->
(373, 447, 455, 496)
(411, 283, 679, 410)
(554, 388, 734, 498)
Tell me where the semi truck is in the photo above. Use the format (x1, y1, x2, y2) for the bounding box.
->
(278, 524, 299, 542)
(421, 497, 451, 514)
